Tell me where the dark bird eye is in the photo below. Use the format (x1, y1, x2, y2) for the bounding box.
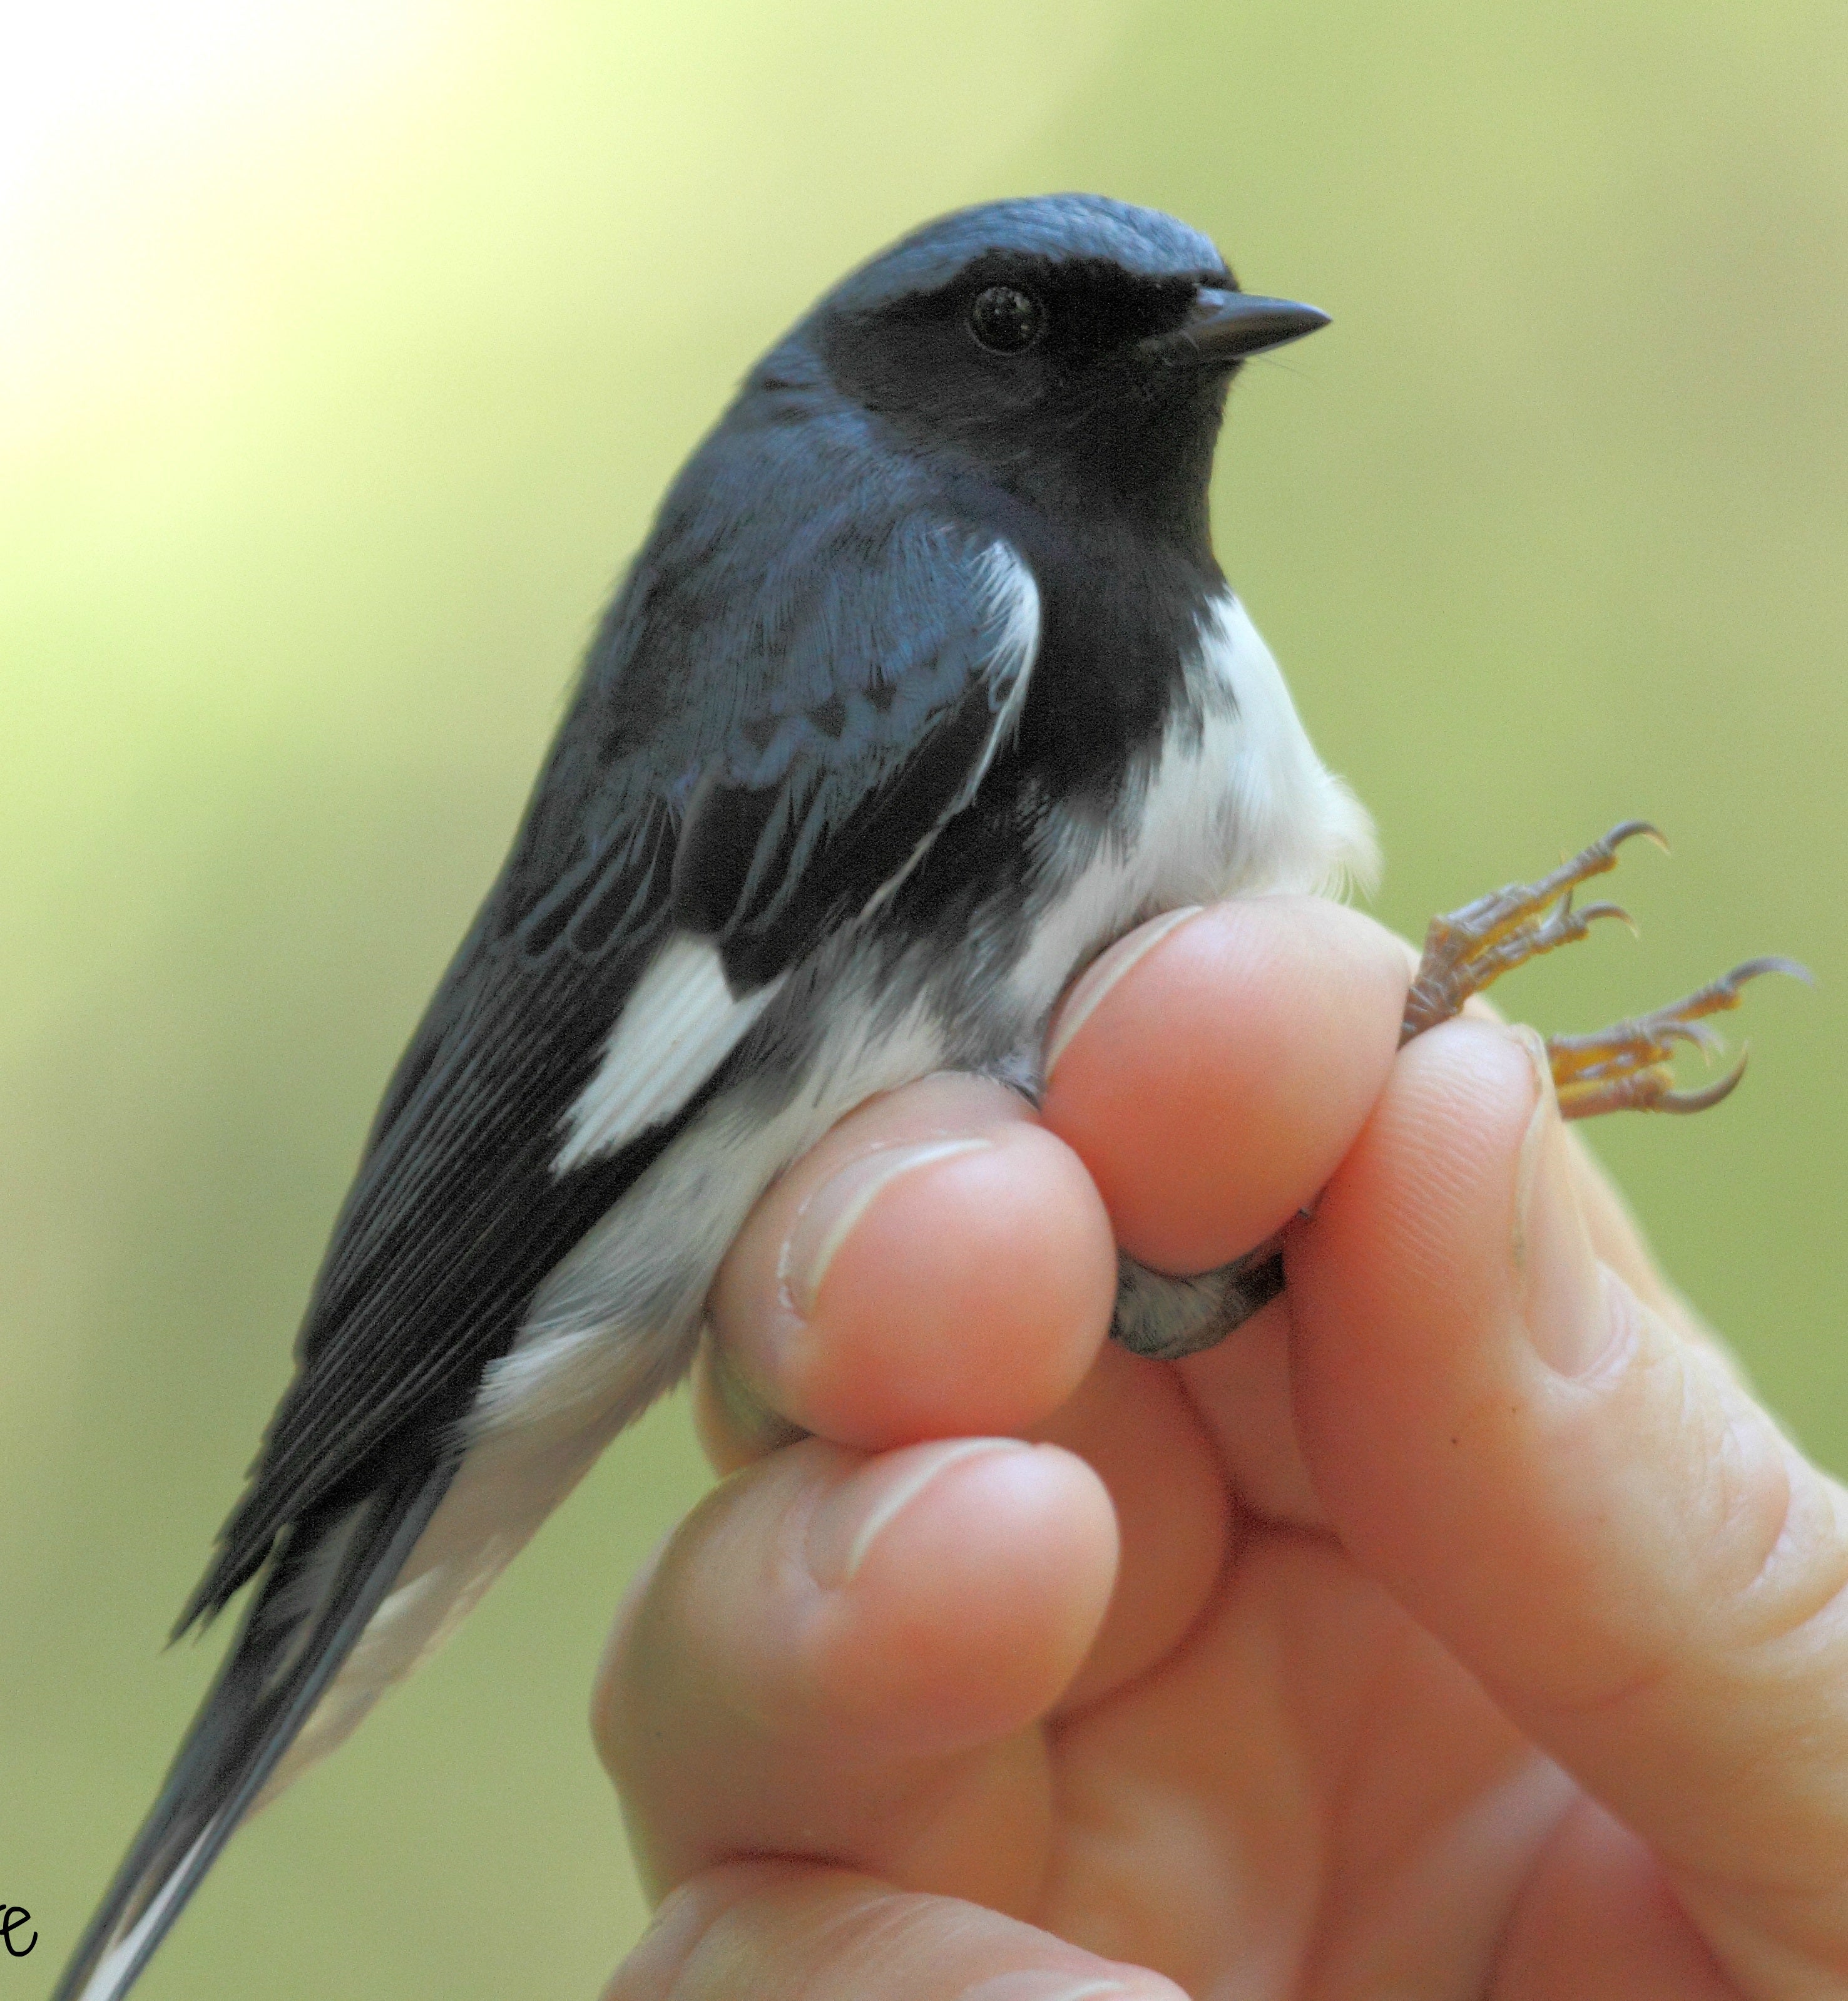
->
(967, 285, 1044, 354)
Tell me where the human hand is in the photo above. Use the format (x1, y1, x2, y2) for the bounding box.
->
(593, 896, 1848, 1999)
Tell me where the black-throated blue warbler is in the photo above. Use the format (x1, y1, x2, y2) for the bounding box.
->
(58, 192, 1789, 2001)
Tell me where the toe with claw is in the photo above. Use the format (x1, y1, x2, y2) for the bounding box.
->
(1403, 821, 1807, 1122)
(1109, 826, 1803, 1363)
(1402, 819, 1666, 1043)
(1544, 956, 1811, 1120)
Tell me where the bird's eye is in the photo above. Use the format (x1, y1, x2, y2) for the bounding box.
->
(967, 285, 1045, 354)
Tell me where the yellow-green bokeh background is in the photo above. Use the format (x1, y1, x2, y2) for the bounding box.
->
(4, 3, 1843, 1994)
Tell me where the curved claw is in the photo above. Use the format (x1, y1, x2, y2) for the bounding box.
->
(1575, 899, 1638, 938)
(1718, 954, 1814, 994)
(1601, 818, 1670, 857)
(1655, 1049, 1749, 1114)
(1658, 1018, 1725, 1058)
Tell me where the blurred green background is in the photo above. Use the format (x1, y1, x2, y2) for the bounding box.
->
(3, 1, 1842, 1995)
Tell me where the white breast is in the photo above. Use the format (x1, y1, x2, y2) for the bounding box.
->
(1008, 591, 1377, 1020)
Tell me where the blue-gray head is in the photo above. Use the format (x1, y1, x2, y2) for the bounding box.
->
(783, 194, 1329, 541)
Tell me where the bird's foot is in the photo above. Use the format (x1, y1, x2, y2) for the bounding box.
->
(1402, 818, 1808, 1119)
(1401, 818, 1662, 1041)
(1541, 958, 1809, 1120)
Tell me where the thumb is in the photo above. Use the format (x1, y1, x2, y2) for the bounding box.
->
(1289, 1017, 1848, 1995)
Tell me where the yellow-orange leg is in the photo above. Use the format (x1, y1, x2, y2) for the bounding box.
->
(1402, 821, 1808, 1118)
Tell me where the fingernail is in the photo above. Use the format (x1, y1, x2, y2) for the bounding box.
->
(1044, 905, 1204, 1073)
(961, 1977, 1148, 2000)
(780, 1139, 990, 1318)
(1509, 1025, 1610, 1377)
(805, 1438, 1030, 1587)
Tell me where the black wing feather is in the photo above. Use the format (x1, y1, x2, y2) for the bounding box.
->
(74, 404, 1039, 2001)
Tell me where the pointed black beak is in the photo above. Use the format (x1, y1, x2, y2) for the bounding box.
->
(1144, 288, 1331, 366)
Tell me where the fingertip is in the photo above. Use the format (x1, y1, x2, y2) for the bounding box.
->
(715, 1087, 1116, 1451)
(1043, 897, 1407, 1275)
(1043, 904, 1208, 1073)
(601, 1436, 1123, 1903)
(804, 1125, 1116, 1445)
(806, 1440, 1120, 1748)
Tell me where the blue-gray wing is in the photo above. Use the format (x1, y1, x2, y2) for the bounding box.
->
(181, 511, 1039, 1622)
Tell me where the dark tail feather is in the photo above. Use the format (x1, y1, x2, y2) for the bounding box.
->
(51, 1458, 456, 2001)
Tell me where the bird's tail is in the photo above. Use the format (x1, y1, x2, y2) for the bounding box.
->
(49, 1459, 455, 2001)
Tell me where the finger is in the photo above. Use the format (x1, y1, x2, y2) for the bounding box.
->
(1024, 1341, 1230, 1711)
(1290, 1018, 1848, 1991)
(706, 1064, 1228, 1715)
(1173, 1296, 1330, 1532)
(703, 1294, 1228, 1721)
(1036, 896, 1402, 1535)
(1493, 1801, 1740, 2000)
(1041, 896, 1407, 1275)
(608, 1861, 1185, 2001)
(705, 898, 1404, 1471)
(1564, 1130, 1753, 1385)
(707, 1073, 1118, 1458)
(1563, 1131, 1679, 1319)
(595, 1433, 1117, 1909)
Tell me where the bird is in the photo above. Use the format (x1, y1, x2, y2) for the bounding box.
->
(58, 191, 1783, 2001)
(56, 190, 1371, 2001)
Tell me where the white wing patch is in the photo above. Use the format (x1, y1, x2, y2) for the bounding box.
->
(553, 934, 783, 1173)
(554, 540, 1037, 1179)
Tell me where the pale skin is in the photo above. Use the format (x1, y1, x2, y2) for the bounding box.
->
(592, 897, 1848, 2000)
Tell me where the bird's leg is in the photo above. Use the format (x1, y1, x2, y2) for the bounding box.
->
(1111, 820, 1805, 1360)
(1399, 817, 1807, 1118)
(1111, 1239, 1287, 1363)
